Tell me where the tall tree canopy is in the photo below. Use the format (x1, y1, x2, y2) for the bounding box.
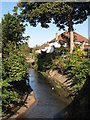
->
(16, 2, 90, 53)
(2, 12, 29, 56)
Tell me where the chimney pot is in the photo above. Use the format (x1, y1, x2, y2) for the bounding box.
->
(56, 33, 58, 41)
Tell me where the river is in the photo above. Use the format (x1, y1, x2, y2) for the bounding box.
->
(18, 68, 68, 119)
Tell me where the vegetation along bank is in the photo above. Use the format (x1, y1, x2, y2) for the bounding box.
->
(33, 46, 90, 118)
(1, 12, 36, 119)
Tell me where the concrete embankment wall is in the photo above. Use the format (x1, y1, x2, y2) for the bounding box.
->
(40, 70, 73, 104)
(2, 92, 36, 120)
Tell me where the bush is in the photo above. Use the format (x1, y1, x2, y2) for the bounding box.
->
(67, 49, 89, 90)
(54, 56, 67, 74)
(87, 50, 90, 59)
(2, 48, 29, 114)
(37, 51, 56, 71)
(1, 12, 30, 116)
(35, 47, 90, 92)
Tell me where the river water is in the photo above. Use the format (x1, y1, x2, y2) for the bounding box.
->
(19, 68, 68, 119)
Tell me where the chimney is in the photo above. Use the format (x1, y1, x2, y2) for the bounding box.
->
(56, 33, 58, 41)
(47, 41, 49, 45)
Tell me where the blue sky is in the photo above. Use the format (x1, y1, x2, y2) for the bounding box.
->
(0, 2, 89, 47)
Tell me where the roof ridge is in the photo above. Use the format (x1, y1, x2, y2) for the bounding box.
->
(40, 32, 89, 50)
(74, 32, 88, 40)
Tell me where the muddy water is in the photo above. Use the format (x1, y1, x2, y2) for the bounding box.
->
(19, 68, 68, 119)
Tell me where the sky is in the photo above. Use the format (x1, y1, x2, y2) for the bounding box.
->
(0, 1, 89, 48)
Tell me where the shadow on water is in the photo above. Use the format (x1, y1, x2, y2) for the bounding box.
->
(53, 76, 90, 119)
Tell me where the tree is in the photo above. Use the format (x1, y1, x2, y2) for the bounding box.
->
(2, 12, 29, 57)
(1, 13, 29, 115)
(19, 42, 32, 56)
(16, 2, 90, 53)
(34, 44, 40, 49)
(0, 23, 1, 54)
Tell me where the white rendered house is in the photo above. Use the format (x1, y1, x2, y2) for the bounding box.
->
(38, 32, 89, 54)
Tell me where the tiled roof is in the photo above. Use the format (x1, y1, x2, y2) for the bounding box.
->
(73, 32, 88, 43)
(39, 32, 89, 50)
(39, 43, 49, 50)
(49, 38, 56, 43)
(49, 32, 89, 43)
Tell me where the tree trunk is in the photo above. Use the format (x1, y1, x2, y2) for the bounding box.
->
(68, 11, 74, 54)
(70, 31, 74, 54)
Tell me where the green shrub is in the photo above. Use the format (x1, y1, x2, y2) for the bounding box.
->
(1, 12, 30, 116)
(35, 47, 90, 92)
(67, 49, 89, 90)
(58, 46, 69, 55)
(2, 48, 29, 114)
(87, 50, 90, 59)
(54, 56, 67, 74)
(37, 52, 56, 71)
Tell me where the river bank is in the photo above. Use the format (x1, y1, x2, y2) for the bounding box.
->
(2, 91, 36, 120)
(40, 70, 73, 104)
(40, 69, 90, 119)
(5, 67, 89, 119)
(15, 68, 68, 119)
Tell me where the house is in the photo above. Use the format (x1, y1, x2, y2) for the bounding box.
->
(36, 33, 61, 53)
(48, 33, 61, 48)
(50, 32, 89, 50)
(37, 32, 89, 54)
(35, 48, 41, 54)
(39, 43, 55, 53)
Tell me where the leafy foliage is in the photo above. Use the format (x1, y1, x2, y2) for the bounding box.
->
(67, 49, 90, 90)
(2, 48, 28, 105)
(17, 2, 90, 30)
(35, 47, 90, 91)
(19, 42, 32, 57)
(1, 13, 29, 115)
(37, 51, 56, 72)
(16, 2, 89, 53)
(2, 12, 29, 56)
(0, 23, 2, 117)
(54, 56, 67, 75)
(87, 49, 90, 59)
